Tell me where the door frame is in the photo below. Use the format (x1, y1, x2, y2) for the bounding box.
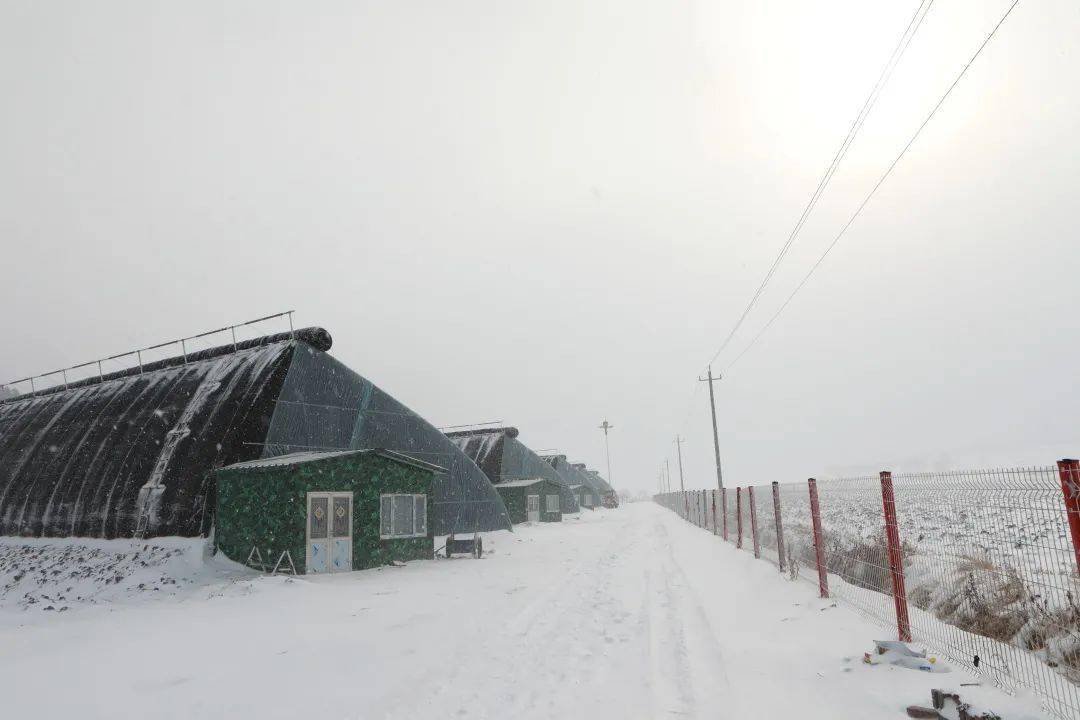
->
(329, 491, 354, 573)
(526, 494, 540, 523)
(306, 491, 353, 574)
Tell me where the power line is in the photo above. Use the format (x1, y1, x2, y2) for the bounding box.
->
(725, 0, 1023, 372)
(705, 0, 936, 370)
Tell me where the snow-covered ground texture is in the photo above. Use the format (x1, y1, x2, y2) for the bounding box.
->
(0, 536, 249, 613)
(0, 503, 1050, 719)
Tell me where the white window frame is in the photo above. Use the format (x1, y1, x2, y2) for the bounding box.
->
(380, 493, 428, 539)
(545, 494, 560, 513)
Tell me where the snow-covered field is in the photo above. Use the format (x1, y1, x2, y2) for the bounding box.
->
(0, 503, 1048, 719)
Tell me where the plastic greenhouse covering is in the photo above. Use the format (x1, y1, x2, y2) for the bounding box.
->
(262, 342, 511, 534)
(579, 466, 615, 496)
(0, 331, 302, 538)
(447, 427, 580, 514)
(541, 455, 606, 497)
(0, 328, 510, 539)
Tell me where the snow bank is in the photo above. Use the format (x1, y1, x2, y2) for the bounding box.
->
(0, 536, 252, 617)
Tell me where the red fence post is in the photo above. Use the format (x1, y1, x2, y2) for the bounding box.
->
(771, 481, 786, 573)
(748, 486, 761, 558)
(880, 470, 912, 643)
(1057, 459, 1080, 575)
(807, 478, 829, 599)
(721, 488, 728, 541)
(736, 487, 744, 549)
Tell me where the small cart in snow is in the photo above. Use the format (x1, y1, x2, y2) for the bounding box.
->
(444, 533, 483, 559)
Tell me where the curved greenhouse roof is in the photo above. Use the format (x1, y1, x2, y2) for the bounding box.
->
(0, 327, 509, 538)
(447, 427, 580, 513)
(540, 455, 597, 494)
(575, 464, 615, 496)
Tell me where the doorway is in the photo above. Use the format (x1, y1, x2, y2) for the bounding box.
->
(307, 492, 353, 573)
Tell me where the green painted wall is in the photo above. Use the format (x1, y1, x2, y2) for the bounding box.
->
(215, 451, 435, 573)
(576, 487, 601, 508)
(495, 480, 563, 524)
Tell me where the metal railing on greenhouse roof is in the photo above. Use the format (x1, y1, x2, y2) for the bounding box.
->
(2, 310, 295, 396)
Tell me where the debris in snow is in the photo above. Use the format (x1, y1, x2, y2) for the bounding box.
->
(864, 640, 949, 673)
(906, 688, 1003, 719)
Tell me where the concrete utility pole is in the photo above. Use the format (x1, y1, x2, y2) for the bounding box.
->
(698, 367, 725, 491)
(665, 458, 671, 494)
(598, 420, 614, 485)
(675, 435, 688, 516)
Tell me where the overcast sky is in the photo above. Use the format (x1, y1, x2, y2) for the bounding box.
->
(1, 0, 1077, 493)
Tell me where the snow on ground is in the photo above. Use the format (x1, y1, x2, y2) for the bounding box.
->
(0, 536, 249, 613)
(0, 503, 1050, 719)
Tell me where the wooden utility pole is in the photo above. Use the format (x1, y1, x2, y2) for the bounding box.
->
(698, 367, 725, 492)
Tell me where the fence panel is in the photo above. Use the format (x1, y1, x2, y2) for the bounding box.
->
(775, 481, 818, 584)
(654, 463, 1080, 720)
(889, 467, 1080, 719)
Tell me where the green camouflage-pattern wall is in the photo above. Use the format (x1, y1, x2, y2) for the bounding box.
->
(495, 479, 563, 524)
(215, 451, 435, 573)
(576, 486, 601, 508)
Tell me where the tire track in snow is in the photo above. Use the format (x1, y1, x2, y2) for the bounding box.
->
(640, 515, 737, 719)
(392, 519, 646, 719)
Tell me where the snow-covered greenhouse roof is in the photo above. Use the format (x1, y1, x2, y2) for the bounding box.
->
(494, 478, 547, 489)
(0, 327, 509, 539)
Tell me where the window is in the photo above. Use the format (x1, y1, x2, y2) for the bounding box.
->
(545, 494, 559, 513)
(380, 494, 427, 538)
(310, 495, 329, 538)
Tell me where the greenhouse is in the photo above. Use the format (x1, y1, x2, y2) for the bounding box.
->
(0, 327, 510, 539)
(573, 463, 614, 497)
(447, 427, 580, 514)
(215, 449, 440, 574)
(570, 484, 601, 509)
(581, 467, 618, 506)
(542, 455, 602, 498)
(493, 478, 565, 524)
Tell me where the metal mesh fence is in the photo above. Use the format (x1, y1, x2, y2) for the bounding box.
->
(653, 460, 1080, 720)
(890, 467, 1080, 717)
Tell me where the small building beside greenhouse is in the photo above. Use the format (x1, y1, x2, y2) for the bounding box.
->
(214, 449, 442, 574)
(494, 478, 564, 524)
(570, 484, 601, 509)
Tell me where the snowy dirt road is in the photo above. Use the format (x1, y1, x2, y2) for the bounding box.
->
(0, 503, 1046, 719)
